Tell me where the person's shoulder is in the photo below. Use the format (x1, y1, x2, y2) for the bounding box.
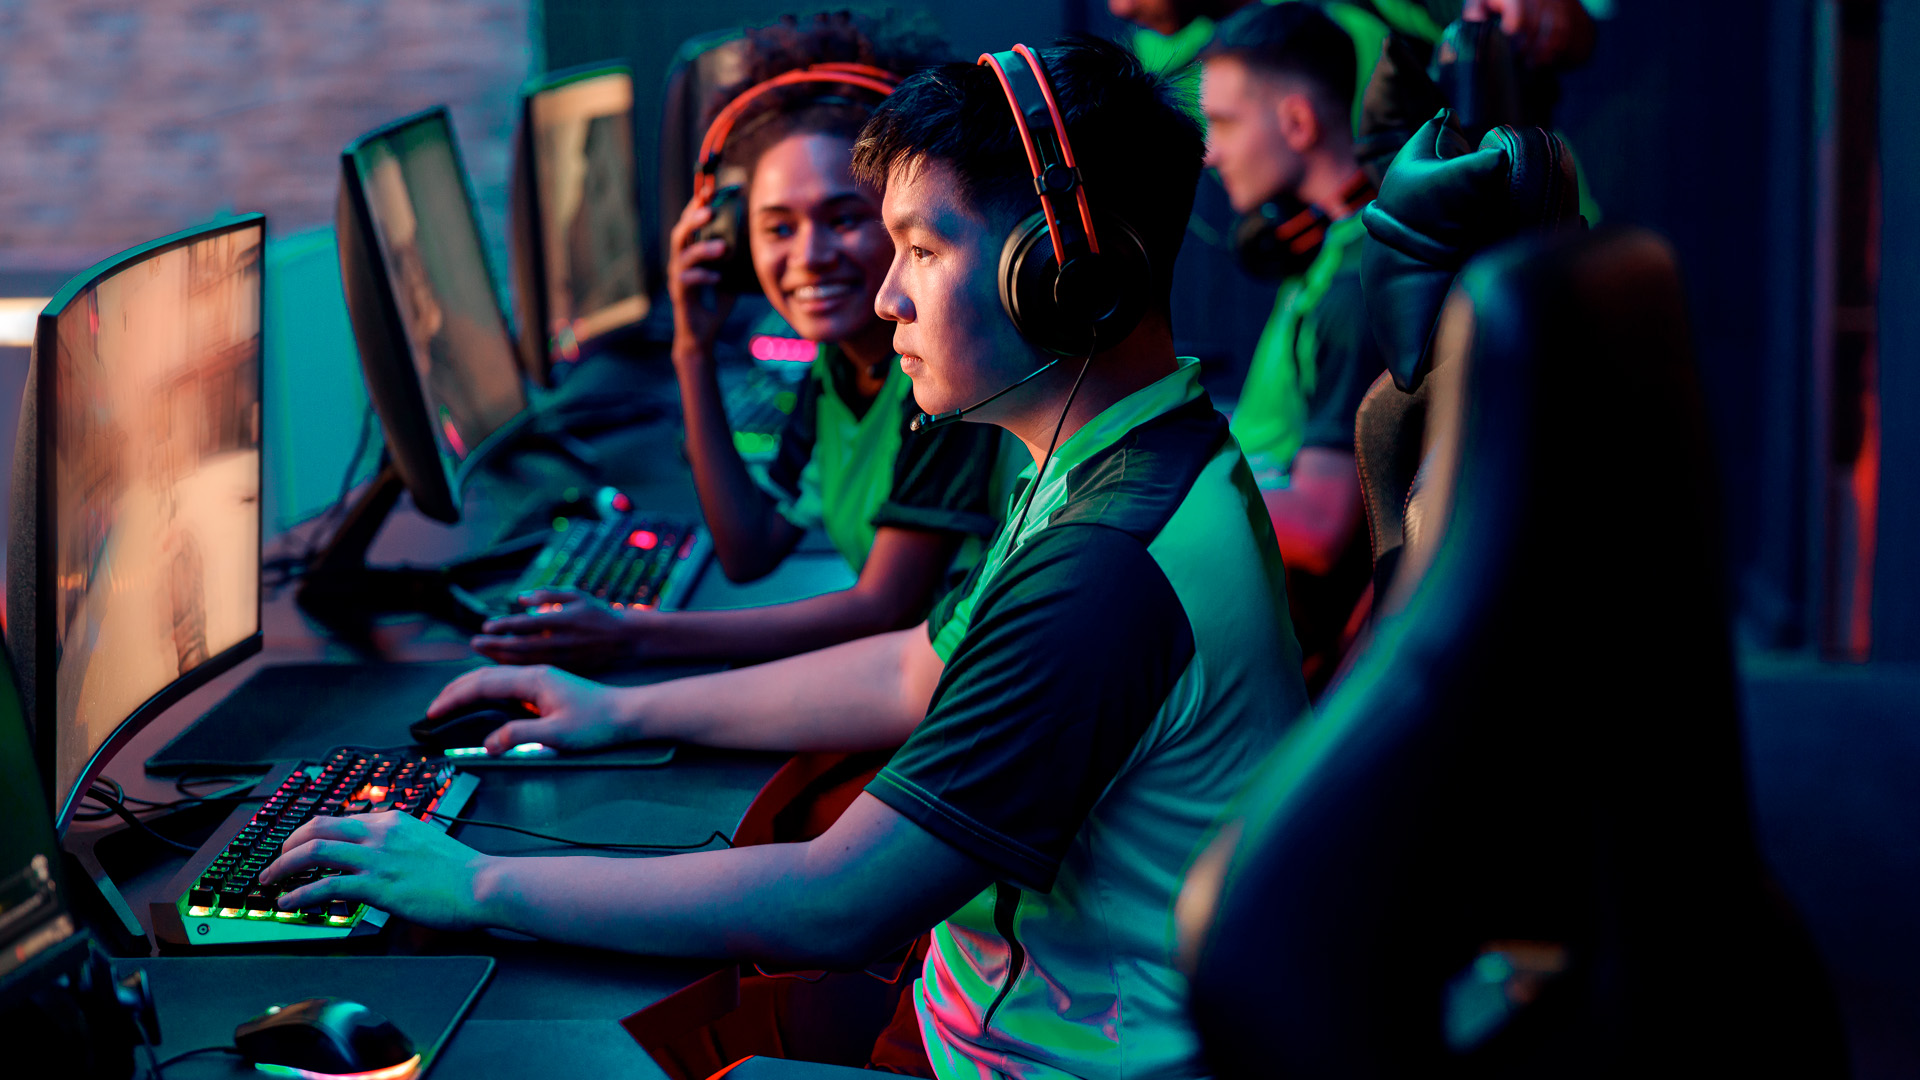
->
(1052, 397, 1228, 541)
(975, 522, 1189, 648)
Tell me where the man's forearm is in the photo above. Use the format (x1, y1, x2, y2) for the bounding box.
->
(619, 626, 939, 752)
(472, 845, 858, 965)
(469, 794, 986, 968)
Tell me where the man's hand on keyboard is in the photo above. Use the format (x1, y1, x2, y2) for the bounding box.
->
(427, 663, 634, 756)
(471, 588, 653, 669)
(261, 811, 495, 931)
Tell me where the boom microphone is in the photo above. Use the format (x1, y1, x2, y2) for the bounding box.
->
(909, 358, 1061, 433)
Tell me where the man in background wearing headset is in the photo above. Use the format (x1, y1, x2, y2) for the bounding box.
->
(261, 37, 1307, 1080)
(1204, 3, 1384, 683)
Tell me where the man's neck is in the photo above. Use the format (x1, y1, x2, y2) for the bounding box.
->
(999, 316, 1179, 468)
(1296, 150, 1363, 221)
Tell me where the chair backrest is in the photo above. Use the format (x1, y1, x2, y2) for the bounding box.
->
(1352, 369, 1428, 599)
(657, 30, 753, 270)
(1185, 228, 1845, 1078)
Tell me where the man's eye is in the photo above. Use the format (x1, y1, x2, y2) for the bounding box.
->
(763, 222, 795, 239)
(910, 245, 933, 263)
(831, 213, 865, 231)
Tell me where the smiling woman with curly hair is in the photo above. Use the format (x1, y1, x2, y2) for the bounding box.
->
(469, 11, 1019, 671)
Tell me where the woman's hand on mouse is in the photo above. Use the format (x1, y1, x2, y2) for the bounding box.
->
(262, 812, 497, 931)
(427, 664, 637, 756)
(668, 196, 736, 373)
(469, 588, 661, 669)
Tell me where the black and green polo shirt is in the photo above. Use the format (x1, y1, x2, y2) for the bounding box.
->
(865, 358, 1310, 1079)
(758, 345, 1019, 585)
(1230, 213, 1387, 484)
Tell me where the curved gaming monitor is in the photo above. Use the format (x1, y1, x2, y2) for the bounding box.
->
(337, 106, 529, 524)
(7, 215, 266, 833)
(509, 64, 649, 384)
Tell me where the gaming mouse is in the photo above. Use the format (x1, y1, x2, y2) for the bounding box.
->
(410, 700, 539, 751)
(234, 997, 418, 1078)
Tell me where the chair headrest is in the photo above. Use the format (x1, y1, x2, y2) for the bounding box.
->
(1361, 111, 1582, 391)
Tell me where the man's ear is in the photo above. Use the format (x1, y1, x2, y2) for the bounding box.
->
(1275, 91, 1323, 154)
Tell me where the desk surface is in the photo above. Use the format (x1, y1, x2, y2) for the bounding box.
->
(66, 349, 858, 1078)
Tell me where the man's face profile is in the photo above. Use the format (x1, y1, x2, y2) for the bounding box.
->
(875, 158, 1043, 423)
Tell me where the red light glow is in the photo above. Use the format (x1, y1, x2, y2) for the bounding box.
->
(629, 530, 658, 550)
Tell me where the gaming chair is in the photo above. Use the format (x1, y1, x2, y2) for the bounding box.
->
(1183, 228, 1846, 1077)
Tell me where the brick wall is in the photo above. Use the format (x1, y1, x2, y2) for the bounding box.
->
(0, 0, 530, 274)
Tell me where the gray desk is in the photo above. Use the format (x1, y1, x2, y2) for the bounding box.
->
(68, 352, 858, 1078)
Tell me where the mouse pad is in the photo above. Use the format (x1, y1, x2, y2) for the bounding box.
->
(145, 662, 675, 775)
(116, 954, 493, 1079)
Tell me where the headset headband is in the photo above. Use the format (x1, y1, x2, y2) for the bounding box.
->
(978, 45, 1101, 265)
(695, 62, 900, 203)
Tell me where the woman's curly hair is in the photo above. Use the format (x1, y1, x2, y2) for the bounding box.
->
(707, 10, 951, 178)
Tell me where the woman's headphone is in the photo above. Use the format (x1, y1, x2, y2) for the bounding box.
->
(980, 45, 1152, 358)
(1231, 171, 1376, 280)
(690, 62, 901, 294)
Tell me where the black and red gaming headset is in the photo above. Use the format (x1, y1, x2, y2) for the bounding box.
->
(1232, 170, 1376, 280)
(907, 45, 1156, 432)
(980, 44, 1152, 359)
(690, 62, 901, 294)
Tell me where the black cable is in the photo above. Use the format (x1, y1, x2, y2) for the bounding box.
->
(426, 810, 733, 852)
(80, 789, 198, 854)
(132, 1005, 163, 1080)
(75, 776, 264, 822)
(263, 402, 377, 587)
(150, 1044, 243, 1075)
(1006, 348, 1095, 546)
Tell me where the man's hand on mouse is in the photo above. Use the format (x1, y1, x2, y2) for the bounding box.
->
(261, 812, 496, 931)
(426, 663, 633, 756)
(470, 588, 658, 669)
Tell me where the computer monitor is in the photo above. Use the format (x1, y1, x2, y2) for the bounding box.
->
(336, 105, 529, 526)
(6, 216, 266, 834)
(510, 64, 650, 384)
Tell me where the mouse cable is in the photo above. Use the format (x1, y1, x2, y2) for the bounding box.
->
(148, 1044, 242, 1078)
(425, 810, 734, 852)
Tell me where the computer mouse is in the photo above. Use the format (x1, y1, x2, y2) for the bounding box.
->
(410, 700, 539, 751)
(234, 997, 418, 1078)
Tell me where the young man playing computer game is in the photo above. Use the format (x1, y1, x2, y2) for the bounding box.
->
(266, 38, 1308, 1078)
(472, 12, 1017, 669)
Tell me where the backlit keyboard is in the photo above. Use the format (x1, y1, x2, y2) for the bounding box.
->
(512, 514, 710, 611)
(162, 750, 476, 946)
(727, 368, 801, 462)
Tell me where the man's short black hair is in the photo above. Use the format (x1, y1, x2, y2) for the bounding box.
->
(851, 36, 1204, 308)
(1202, 2, 1356, 122)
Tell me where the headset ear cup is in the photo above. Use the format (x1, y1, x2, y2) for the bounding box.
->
(692, 185, 761, 295)
(1486, 124, 1580, 233)
(999, 212, 1152, 357)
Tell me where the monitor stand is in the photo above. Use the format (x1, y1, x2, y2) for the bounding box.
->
(294, 458, 548, 648)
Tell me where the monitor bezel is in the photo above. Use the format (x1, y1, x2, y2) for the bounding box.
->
(26, 214, 268, 834)
(338, 105, 530, 523)
(512, 62, 647, 383)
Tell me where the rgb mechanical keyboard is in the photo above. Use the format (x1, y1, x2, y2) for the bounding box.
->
(726, 369, 801, 461)
(511, 513, 710, 611)
(163, 750, 477, 946)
